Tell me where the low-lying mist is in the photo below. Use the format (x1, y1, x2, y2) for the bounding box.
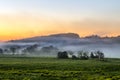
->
(60, 44, 120, 58)
(0, 42, 120, 58)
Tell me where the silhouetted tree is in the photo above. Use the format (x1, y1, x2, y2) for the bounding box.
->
(90, 52, 94, 58)
(78, 50, 89, 60)
(41, 45, 58, 53)
(9, 47, 16, 55)
(4, 49, 10, 53)
(90, 51, 104, 60)
(57, 51, 68, 59)
(72, 55, 78, 59)
(96, 51, 104, 60)
(23, 44, 38, 53)
(0, 48, 3, 54)
(78, 51, 83, 58)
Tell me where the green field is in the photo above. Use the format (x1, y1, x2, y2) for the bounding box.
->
(0, 57, 120, 80)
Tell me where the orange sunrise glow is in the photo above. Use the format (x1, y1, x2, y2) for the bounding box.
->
(0, 0, 120, 41)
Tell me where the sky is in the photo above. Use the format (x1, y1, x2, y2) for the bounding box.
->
(0, 0, 120, 41)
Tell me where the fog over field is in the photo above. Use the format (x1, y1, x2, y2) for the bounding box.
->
(0, 33, 120, 58)
(61, 44, 120, 58)
(0, 41, 120, 58)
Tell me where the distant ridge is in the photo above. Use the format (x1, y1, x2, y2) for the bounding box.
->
(8, 33, 120, 44)
(45, 33, 80, 38)
(9, 33, 80, 42)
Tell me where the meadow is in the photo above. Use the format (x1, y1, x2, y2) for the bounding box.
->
(0, 57, 120, 80)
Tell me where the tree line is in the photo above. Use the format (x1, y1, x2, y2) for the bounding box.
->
(57, 50, 105, 60)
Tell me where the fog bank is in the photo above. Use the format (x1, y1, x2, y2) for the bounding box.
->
(0, 42, 120, 58)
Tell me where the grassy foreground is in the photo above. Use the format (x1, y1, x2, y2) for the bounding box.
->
(0, 57, 120, 80)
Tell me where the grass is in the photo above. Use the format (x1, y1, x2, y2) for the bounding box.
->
(0, 57, 120, 80)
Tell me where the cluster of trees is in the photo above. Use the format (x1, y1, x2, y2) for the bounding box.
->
(0, 45, 59, 56)
(40, 46, 58, 53)
(22, 44, 38, 53)
(22, 45, 59, 55)
(0, 45, 21, 55)
(90, 51, 104, 60)
(0, 44, 105, 60)
(57, 50, 105, 60)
